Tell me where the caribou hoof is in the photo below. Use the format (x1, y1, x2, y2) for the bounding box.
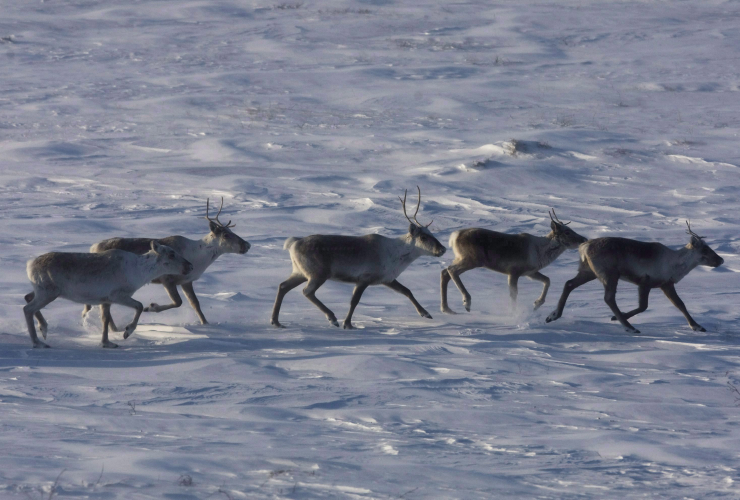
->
(271, 319, 285, 328)
(32, 340, 50, 348)
(123, 326, 135, 339)
(533, 301, 544, 311)
(329, 318, 340, 328)
(545, 310, 560, 323)
(420, 310, 433, 319)
(691, 324, 706, 332)
(343, 322, 355, 330)
(101, 341, 119, 348)
(626, 327, 640, 334)
(143, 303, 159, 313)
(441, 307, 457, 315)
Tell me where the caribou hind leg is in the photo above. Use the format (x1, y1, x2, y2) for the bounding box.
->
(442, 262, 475, 313)
(303, 277, 339, 327)
(271, 274, 307, 327)
(508, 274, 520, 311)
(602, 275, 640, 334)
(25, 292, 49, 339)
(23, 290, 57, 348)
(99, 304, 118, 348)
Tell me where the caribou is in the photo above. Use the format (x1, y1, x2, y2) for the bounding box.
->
(82, 198, 250, 329)
(441, 210, 588, 314)
(271, 187, 446, 329)
(546, 222, 724, 333)
(24, 242, 193, 348)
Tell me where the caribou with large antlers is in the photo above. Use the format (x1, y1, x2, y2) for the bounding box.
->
(24, 242, 192, 348)
(271, 187, 446, 329)
(546, 221, 723, 333)
(441, 210, 588, 314)
(82, 198, 250, 328)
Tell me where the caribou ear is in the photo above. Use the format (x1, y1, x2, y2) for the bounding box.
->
(209, 220, 221, 234)
(689, 235, 703, 248)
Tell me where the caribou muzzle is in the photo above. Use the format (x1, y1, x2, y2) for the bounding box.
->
(240, 241, 251, 254)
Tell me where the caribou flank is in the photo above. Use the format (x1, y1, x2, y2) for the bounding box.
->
(546, 221, 724, 333)
(82, 198, 250, 329)
(271, 187, 446, 329)
(441, 210, 587, 314)
(24, 242, 193, 348)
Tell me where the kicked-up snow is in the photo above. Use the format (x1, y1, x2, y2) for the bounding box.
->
(1, 0, 739, 498)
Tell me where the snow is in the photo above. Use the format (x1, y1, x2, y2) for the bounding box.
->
(1, 0, 740, 498)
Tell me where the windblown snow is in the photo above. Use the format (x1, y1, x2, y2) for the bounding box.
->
(1, 1, 739, 498)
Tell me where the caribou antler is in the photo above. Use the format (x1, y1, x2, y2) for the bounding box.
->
(399, 186, 432, 228)
(685, 220, 705, 239)
(205, 197, 236, 228)
(549, 208, 571, 226)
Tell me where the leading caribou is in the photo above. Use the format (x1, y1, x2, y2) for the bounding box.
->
(271, 187, 446, 329)
(82, 198, 250, 329)
(24, 242, 193, 348)
(546, 222, 723, 333)
(441, 210, 588, 314)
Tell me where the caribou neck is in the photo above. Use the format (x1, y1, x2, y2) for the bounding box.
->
(535, 232, 567, 269)
(670, 245, 703, 283)
(134, 253, 167, 286)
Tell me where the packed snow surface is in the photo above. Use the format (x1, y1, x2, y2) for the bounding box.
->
(1, 0, 740, 498)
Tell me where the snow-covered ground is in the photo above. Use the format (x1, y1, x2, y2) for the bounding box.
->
(1, 0, 740, 497)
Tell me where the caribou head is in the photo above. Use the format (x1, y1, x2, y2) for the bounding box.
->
(549, 209, 587, 249)
(400, 186, 446, 257)
(205, 198, 250, 254)
(686, 221, 723, 268)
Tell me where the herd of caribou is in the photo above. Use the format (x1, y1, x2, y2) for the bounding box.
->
(22, 189, 724, 348)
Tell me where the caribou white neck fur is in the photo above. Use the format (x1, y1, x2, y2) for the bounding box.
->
(657, 243, 705, 284)
(535, 231, 569, 269)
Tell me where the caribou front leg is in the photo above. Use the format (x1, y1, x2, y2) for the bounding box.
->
(113, 296, 145, 339)
(528, 272, 550, 310)
(181, 282, 208, 324)
(661, 282, 705, 332)
(343, 284, 369, 329)
(385, 280, 432, 319)
(144, 281, 183, 313)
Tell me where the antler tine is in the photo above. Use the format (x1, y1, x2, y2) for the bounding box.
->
(399, 189, 416, 226)
(685, 220, 705, 239)
(412, 186, 422, 224)
(552, 208, 571, 226)
(549, 209, 555, 222)
(214, 197, 224, 223)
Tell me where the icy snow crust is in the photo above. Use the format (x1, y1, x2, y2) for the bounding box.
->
(1, 0, 740, 498)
